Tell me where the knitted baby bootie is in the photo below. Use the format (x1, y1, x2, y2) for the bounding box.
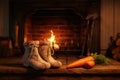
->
(39, 40, 62, 68)
(22, 41, 51, 70)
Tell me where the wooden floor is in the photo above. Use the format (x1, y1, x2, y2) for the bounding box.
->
(0, 53, 120, 80)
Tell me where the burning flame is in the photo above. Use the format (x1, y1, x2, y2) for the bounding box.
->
(48, 30, 56, 45)
(47, 30, 59, 50)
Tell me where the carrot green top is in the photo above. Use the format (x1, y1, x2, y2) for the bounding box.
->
(91, 52, 110, 64)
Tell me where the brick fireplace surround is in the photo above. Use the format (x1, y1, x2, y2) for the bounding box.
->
(9, 0, 100, 56)
(0, 0, 120, 80)
(24, 9, 84, 50)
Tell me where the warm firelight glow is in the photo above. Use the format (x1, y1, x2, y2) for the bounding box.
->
(48, 30, 56, 45)
(24, 37, 27, 42)
(47, 30, 59, 50)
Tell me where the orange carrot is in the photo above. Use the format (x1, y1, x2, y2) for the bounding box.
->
(83, 60, 95, 69)
(66, 56, 94, 69)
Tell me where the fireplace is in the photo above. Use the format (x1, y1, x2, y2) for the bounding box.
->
(9, 0, 100, 56)
(24, 9, 85, 51)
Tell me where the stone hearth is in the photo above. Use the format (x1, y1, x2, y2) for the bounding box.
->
(0, 54, 120, 80)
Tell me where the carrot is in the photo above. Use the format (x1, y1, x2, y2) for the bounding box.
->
(66, 56, 94, 69)
(83, 60, 95, 69)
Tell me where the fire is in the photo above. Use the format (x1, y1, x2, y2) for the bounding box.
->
(47, 30, 56, 48)
(47, 30, 59, 50)
(48, 30, 56, 44)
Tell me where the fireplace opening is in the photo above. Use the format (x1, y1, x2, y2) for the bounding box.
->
(7, 0, 100, 57)
(23, 9, 89, 54)
(9, 6, 100, 57)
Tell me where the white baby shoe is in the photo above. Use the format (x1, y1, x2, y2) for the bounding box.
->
(39, 40, 62, 68)
(22, 41, 51, 70)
